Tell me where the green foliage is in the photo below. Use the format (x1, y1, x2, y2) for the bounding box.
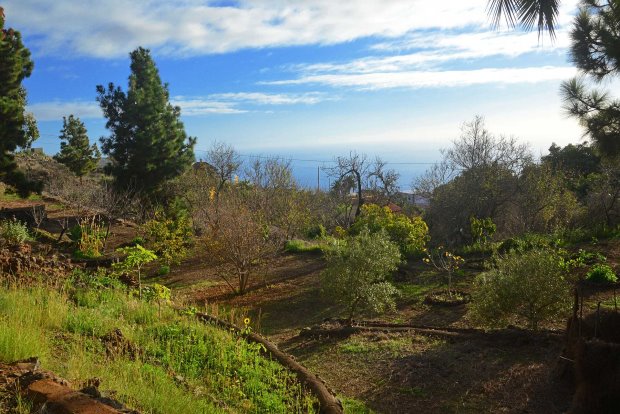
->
(114, 244, 157, 298)
(69, 268, 123, 291)
(306, 223, 327, 239)
(0, 219, 30, 246)
(321, 229, 401, 320)
(586, 263, 618, 283)
(0, 285, 317, 413)
(0, 9, 40, 196)
(470, 249, 572, 330)
(141, 210, 193, 267)
(54, 115, 100, 178)
(350, 203, 429, 256)
(97, 47, 196, 195)
(498, 232, 563, 254)
(561, 1, 620, 158)
(470, 216, 496, 244)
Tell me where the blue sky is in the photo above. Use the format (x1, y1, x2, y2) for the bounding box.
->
(5, 0, 587, 188)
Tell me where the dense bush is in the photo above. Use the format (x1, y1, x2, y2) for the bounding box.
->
(321, 229, 401, 320)
(498, 233, 563, 254)
(586, 264, 618, 283)
(0, 219, 30, 246)
(349, 204, 428, 256)
(142, 210, 193, 267)
(470, 249, 571, 330)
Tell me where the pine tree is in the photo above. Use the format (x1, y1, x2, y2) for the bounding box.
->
(97, 47, 196, 195)
(0, 7, 40, 195)
(54, 115, 101, 179)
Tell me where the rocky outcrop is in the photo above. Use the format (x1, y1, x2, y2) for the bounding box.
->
(0, 358, 138, 414)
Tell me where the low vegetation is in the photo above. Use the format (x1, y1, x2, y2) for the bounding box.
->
(0, 273, 317, 413)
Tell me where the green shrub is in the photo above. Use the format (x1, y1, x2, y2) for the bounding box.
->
(141, 211, 193, 267)
(305, 224, 327, 239)
(350, 203, 429, 256)
(321, 229, 401, 320)
(0, 219, 31, 246)
(158, 265, 170, 276)
(586, 264, 618, 283)
(470, 249, 571, 330)
(498, 233, 563, 254)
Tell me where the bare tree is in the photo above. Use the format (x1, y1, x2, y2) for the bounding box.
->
(205, 141, 242, 195)
(445, 115, 532, 173)
(326, 152, 369, 219)
(199, 185, 284, 294)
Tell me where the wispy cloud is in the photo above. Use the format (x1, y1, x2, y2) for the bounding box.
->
(265, 66, 577, 90)
(27, 101, 102, 121)
(208, 92, 335, 105)
(27, 91, 330, 121)
(3, 0, 577, 58)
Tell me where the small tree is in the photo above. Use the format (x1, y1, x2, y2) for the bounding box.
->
(54, 115, 101, 180)
(113, 244, 157, 299)
(469, 249, 571, 330)
(423, 247, 465, 297)
(321, 229, 401, 322)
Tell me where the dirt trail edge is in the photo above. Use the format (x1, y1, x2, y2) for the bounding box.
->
(196, 313, 344, 414)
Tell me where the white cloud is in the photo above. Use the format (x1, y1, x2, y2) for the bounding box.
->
(27, 91, 329, 121)
(265, 66, 577, 89)
(27, 101, 102, 121)
(3, 0, 577, 58)
(207, 92, 334, 105)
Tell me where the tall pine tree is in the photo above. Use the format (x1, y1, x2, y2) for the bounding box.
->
(97, 47, 196, 195)
(0, 7, 40, 195)
(54, 115, 101, 180)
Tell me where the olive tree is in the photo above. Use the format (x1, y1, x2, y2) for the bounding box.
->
(321, 229, 401, 322)
(469, 249, 572, 330)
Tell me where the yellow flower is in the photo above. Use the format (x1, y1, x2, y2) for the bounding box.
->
(234, 175, 239, 184)
(209, 187, 216, 201)
(243, 317, 250, 326)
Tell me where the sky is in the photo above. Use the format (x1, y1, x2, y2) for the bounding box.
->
(4, 0, 591, 188)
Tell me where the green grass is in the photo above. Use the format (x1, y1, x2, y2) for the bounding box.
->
(284, 239, 325, 254)
(339, 336, 413, 357)
(0, 191, 42, 202)
(0, 283, 317, 413)
(341, 397, 376, 413)
(394, 281, 439, 304)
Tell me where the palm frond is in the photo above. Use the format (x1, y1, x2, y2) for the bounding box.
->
(487, 0, 521, 29)
(518, 0, 561, 39)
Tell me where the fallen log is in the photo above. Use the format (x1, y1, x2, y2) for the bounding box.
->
(196, 312, 343, 414)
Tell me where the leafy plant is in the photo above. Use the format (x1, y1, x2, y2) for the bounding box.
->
(141, 210, 193, 267)
(349, 203, 429, 256)
(470, 216, 496, 245)
(586, 264, 618, 283)
(0, 219, 30, 246)
(113, 244, 157, 299)
(470, 249, 571, 330)
(321, 228, 401, 321)
(142, 283, 171, 316)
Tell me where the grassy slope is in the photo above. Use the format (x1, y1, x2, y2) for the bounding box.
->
(0, 284, 317, 414)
